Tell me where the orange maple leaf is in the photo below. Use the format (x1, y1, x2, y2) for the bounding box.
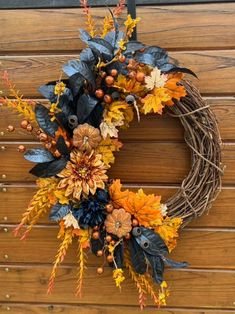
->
(164, 73, 186, 105)
(122, 189, 162, 227)
(109, 179, 130, 208)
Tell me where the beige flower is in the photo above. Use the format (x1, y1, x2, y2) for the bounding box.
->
(57, 149, 108, 200)
(73, 123, 102, 152)
(105, 208, 132, 238)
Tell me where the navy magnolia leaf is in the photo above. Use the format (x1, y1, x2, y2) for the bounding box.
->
(29, 158, 68, 178)
(161, 64, 198, 78)
(49, 203, 70, 222)
(63, 60, 95, 88)
(145, 252, 165, 284)
(162, 256, 188, 269)
(38, 84, 57, 103)
(79, 28, 92, 44)
(24, 148, 55, 163)
(76, 94, 99, 124)
(85, 103, 104, 128)
(87, 38, 114, 61)
(124, 41, 146, 55)
(56, 136, 69, 156)
(35, 103, 59, 137)
(134, 227, 169, 256)
(128, 237, 147, 274)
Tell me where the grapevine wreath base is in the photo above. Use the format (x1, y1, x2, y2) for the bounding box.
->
(166, 81, 224, 225)
(1, 0, 224, 309)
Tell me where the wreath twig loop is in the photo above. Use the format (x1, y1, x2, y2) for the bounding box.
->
(166, 81, 224, 224)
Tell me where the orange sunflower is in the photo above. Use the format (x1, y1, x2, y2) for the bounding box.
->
(57, 149, 108, 200)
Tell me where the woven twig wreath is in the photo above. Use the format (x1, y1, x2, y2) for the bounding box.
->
(0, 2, 224, 309)
(166, 81, 224, 225)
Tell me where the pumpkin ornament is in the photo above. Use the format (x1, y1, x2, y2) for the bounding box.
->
(0, 0, 224, 309)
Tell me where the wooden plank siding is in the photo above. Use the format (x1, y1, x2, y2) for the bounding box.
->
(0, 2, 235, 313)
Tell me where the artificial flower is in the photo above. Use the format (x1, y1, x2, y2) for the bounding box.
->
(73, 199, 104, 228)
(105, 208, 132, 238)
(57, 149, 108, 200)
(73, 123, 102, 152)
(123, 189, 162, 227)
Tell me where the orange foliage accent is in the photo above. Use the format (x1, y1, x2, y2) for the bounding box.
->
(164, 73, 186, 105)
(47, 228, 74, 294)
(80, 0, 96, 37)
(122, 189, 162, 227)
(109, 179, 129, 208)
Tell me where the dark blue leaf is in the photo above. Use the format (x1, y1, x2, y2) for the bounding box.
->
(90, 230, 106, 255)
(76, 94, 98, 124)
(129, 238, 147, 274)
(79, 29, 92, 43)
(63, 60, 95, 89)
(80, 48, 97, 65)
(162, 65, 198, 78)
(24, 148, 55, 163)
(38, 84, 57, 103)
(85, 103, 104, 128)
(113, 243, 124, 268)
(68, 72, 84, 96)
(124, 41, 145, 55)
(56, 136, 69, 156)
(162, 257, 188, 269)
(29, 158, 67, 178)
(134, 228, 168, 256)
(35, 103, 58, 137)
(49, 203, 70, 222)
(87, 38, 114, 61)
(105, 31, 124, 52)
(145, 253, 164, 284)
(135, 46, 168, 67)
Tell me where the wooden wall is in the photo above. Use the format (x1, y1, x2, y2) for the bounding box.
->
(0, 2, 235, 313)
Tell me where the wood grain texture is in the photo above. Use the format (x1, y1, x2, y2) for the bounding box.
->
(0, 266, 234, 308)
(0, 186, 234, 228)
(0, 226, 234, 269)
(1, 304, 234, 314)
(1, 98, 235, 142)
(0, 142, 233, 184)
(0, 51, 235, 97)
(1, 0, 234, 9)
(0, 4, 235, 51)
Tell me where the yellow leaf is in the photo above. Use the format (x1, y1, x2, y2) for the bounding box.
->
(124, 14, 141, 38)
(156, 217, 182, 252)
(96, 136, 123, 166)
(142, 87, 171, 114)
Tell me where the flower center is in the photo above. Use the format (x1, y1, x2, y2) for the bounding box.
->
(78, 166, 89, 178)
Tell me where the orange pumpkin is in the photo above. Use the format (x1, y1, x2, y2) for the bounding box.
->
(73, 123, 102, 152)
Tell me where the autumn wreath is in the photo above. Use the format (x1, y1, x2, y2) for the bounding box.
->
(1, 0, 224, 308)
